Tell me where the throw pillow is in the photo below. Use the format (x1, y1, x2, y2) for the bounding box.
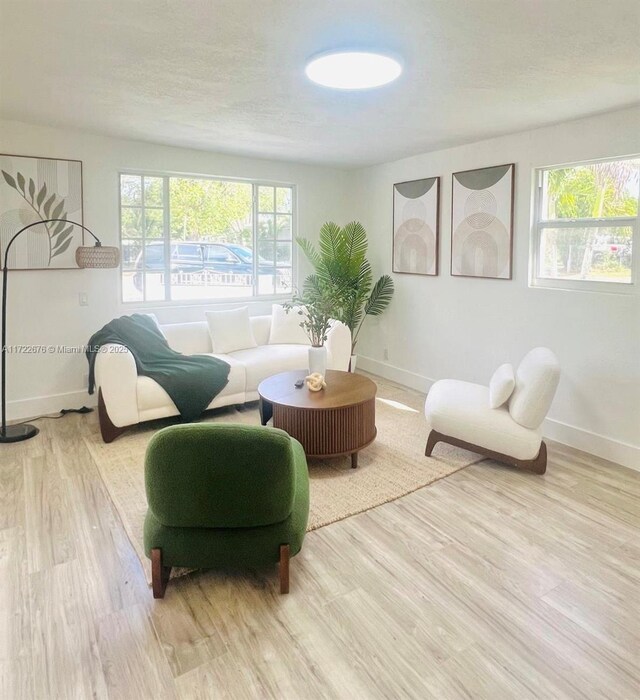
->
(489, 363, 515, 409)
(268, 304, 309, 345)
(205, 307, 257, 354)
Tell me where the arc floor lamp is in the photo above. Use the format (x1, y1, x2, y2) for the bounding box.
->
(1, 218, 119, 443)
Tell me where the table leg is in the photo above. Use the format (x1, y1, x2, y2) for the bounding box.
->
(259, 397, 273, 426)
(351, 451, 358, 469)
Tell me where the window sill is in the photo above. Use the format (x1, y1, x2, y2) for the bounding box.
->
(120, 293, 293, 309)
(529, 277, 636, 295)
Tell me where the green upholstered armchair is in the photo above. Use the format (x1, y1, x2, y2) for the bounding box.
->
(143, 423, 310, 598)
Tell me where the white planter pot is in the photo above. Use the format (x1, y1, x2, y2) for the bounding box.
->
(349, 354, 357, 373)
(308, 345, 327, 375)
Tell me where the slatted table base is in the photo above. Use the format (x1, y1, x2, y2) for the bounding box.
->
(270, 399, 376, 468)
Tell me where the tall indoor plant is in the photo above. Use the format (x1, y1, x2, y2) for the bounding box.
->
(297, 221, 394, 369)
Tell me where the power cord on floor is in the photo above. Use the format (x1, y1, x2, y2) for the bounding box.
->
(13, 406, 94, 426)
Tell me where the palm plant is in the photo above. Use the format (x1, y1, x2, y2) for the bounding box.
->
(297, 221, 394, 355)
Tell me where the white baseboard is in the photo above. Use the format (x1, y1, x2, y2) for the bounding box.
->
(7, 389, 96, 421)
(542, 418, 639, 471)
(358, 355, 640, 472)
(357, 356, 435, 394)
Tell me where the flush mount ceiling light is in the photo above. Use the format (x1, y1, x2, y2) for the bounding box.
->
(305, 51, 402, 90)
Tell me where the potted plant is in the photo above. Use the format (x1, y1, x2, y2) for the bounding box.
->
(284, 276, 336, 375)
(297, 221, 394, 371)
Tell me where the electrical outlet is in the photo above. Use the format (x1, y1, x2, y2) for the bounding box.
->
(383, 348, 389, 361)
(79, 292, 88, 306)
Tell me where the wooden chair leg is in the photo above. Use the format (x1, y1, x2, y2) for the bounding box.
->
(98, 388, 128, 443)
(151, 548, 171, 599)
(279, 544, 290, 594)
(425, 429, 439, 457)
(527, 441, 547, 475)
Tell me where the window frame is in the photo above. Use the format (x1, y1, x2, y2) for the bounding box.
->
(530, 155, 640, 294)
(118, 169, 296, 306)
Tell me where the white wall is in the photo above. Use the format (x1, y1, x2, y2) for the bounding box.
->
(0, 119, 350, 419)
(3, 109, 639, 469)
(350, 106, 640, 469)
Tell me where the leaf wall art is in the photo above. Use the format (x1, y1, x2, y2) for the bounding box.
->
(0, 154, 83, 269)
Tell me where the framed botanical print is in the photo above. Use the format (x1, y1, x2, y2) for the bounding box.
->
(0, 154, 84, 269)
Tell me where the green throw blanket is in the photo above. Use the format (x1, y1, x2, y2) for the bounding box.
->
(87, 314, 230, 422)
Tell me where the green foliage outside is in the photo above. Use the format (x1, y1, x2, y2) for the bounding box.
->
(169, 179, 252, 245)
(544, 161, 638, 280)
(120, 176, 294, 268)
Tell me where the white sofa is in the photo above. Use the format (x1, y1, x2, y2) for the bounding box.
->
(94, 313, 351, 441)
(424, 347, 560, 474)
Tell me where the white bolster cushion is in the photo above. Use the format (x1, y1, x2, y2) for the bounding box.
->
(489, 363, 515, 408)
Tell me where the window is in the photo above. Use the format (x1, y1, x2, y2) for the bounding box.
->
(120, 173, 294, 303)
(532, 157, 639, 291)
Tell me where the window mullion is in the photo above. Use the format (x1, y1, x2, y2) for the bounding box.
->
(252, 184, 259, 296)
(163, 177, 171, 301)
(141, 176, 147, 302)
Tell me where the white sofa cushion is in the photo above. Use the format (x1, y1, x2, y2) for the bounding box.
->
(268, 304, 309, 345)
(249, 315, 272, 346)
(489, 363, 515, 408)
(229, 344, 310, 392)
(509, 347, 560, 429)
(425, 379, 542, 460)
(161, 322, 213, 355)
(205, 307, 257, 354)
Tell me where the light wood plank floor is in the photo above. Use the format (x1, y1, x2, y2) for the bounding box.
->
(1, 407, 638, 699)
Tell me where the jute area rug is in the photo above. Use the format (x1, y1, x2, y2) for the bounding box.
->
(83, 374, 482, 583)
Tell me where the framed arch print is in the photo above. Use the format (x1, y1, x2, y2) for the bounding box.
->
(451, 163, 514, 279)
(393, 176, 440, 275)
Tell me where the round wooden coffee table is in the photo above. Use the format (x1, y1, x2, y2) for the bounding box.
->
(258, 370, 377, 468)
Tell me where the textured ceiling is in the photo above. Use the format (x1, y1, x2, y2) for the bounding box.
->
(1, 0, 639, 168)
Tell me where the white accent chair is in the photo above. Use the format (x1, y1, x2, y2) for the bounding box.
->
(424, 347, 560, 474)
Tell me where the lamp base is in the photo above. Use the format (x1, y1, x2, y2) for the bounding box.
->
(0, 423, 39, 443)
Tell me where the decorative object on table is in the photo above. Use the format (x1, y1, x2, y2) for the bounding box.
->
(424, 347, 560, 474)
(296, 221, 394, 367)
(85, 373, 481, 585)
(451, 163, 515, 279)
(0, 154, 83, 269)
(1, 219, 119, 443)
(305, 372, 326, 392)
(143, 423, 309, 597)
(393, 177, 440, 275)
